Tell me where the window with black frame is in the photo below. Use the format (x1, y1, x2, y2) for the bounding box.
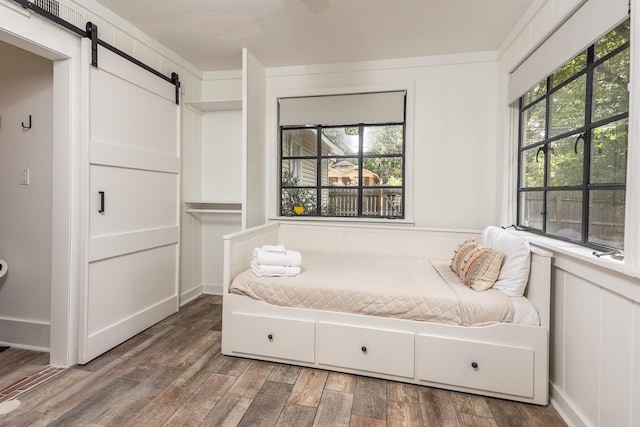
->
(279, 92, 405, 219)
(517, 20, 630, 250)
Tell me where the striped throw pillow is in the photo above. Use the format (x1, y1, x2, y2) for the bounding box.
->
(451, 240, 506, 291)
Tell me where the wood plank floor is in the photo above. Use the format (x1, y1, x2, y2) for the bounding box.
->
(0, 295, 567, 426)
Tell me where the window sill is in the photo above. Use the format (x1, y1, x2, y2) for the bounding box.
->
(269, 216, 415, 226)
(512, 230, 640, 282)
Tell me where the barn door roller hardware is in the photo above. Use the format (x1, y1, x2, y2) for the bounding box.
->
(12, 0, 181, 105)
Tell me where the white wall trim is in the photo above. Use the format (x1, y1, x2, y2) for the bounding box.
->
(265, 51, 497, 77)
(202, 283, 223, 295)
(0, 317, 51, 351)
(550, 383, 590, 427)
(179, 286, 203, 306)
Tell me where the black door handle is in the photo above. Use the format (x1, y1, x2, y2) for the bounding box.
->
(98, 191, 105, 214)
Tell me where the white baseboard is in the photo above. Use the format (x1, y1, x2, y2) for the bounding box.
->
(550, 383, 589, 427)
(179, 286, 203, 306)
(0, 317, 50, 352)
(202, 283, 223, 295)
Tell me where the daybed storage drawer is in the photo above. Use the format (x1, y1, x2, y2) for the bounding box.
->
(417, 334, 534, 398)
(318, 322, 414, 378)
(231, 313, 315, 363)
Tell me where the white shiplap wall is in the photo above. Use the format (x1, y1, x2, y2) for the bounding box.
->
(265, 55, 500, 230)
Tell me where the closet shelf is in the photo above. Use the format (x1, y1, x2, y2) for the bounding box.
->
(185, 99, 242, 113)
(185, 201, 242, 214)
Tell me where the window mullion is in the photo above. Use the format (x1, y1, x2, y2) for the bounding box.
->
(357, 125, 363, 216)
(542, 76, 552, 234)
(316, 125, 322, 216)
(582, 46, 596, 245)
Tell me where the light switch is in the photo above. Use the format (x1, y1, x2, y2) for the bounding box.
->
(20, 168, 29, 185)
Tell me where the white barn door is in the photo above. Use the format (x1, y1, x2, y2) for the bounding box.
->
(78, 42, 180, 364)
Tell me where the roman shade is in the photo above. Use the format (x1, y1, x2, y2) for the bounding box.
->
(508, 0, 628, 103)
(278, 91, 406, 126)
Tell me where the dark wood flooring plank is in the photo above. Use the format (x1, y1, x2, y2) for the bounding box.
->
(90, 383, 160, 427)
(521, 402, 567, 427)
(123, 385, 193, 426)
(453, 393, 493, 418)
(212, 355, 251, 377)
(486, 397, 537, 427)
(352, 377, 387, 420)
(46, 377, 139, 427)
(325, 372, 357, 394)
(275, 403, 317, 427)
(171, 340, 223, 388)
(312, 389, 353, 427)
(387, 400, 424, 427)
(227, 360, 274, 398)
(458, 413, 499, 427)
(268, 363, 302, 384)
(170, 330, 221, 369)
(288, 368, 329, 407)
(418, 387, 461, 427)
(237, 380, 293, 427)
(349, 415, 387, 427)
(201, 394, 252, 427)
(163, 373, 237, 426)
(388, 382, 420, 403)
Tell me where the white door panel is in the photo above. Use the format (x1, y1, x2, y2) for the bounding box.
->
(79, 43, 180, 364)
(87, 245, 177, 336)
(89, 165, 178, 237)
(90, 66, 177, 155)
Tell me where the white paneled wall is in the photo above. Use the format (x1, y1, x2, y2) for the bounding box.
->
(265, 55, 499, 230)
(550, 255, 639, 427)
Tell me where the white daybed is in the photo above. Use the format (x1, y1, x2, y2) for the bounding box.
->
(221, 222, 552, 405)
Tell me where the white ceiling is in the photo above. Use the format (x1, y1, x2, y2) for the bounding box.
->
(93, 0, 536, 72)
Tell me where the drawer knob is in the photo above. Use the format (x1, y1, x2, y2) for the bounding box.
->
(471, 362, 478, 369)
(361, 346, 367, 353)
(267, 334, 273, 341)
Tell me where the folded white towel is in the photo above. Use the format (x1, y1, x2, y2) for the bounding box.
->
(251, 260, 300, 277)
(261, 244, 286, 253)
(253, 248, 302, 267)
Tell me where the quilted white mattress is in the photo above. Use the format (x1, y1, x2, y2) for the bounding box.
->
(230, 253, 516, 326)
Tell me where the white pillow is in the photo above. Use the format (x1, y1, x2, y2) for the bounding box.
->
(480, 226, 531, 296)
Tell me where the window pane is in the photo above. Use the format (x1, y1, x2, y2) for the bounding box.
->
(363, 188, 403, 217)
(590, 119, 628, 184)
(521, 101, 546, 146)
(596, 19, 630, 60)
(281, 188, 317, 216)
(552, 51, 587, 87)
(323, 158, 359, 186)
(362, 157, 403, 186)
(549, 75, 586, 137)
(546, 191, 582, 241)
(323, 188, 358, 217)
(363, 125, 403, 155)
(523, 80, 546, 106)
(519, 192, 544, 230)
(281, 159, 316, 186)
(282, 128, 317, 156)
(589, 190, 625, 249)
(592, 49, 630, 122)
(548, 134, 584, 187)
(321, 127, 359, 155)
(520, 147, 544, 188)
